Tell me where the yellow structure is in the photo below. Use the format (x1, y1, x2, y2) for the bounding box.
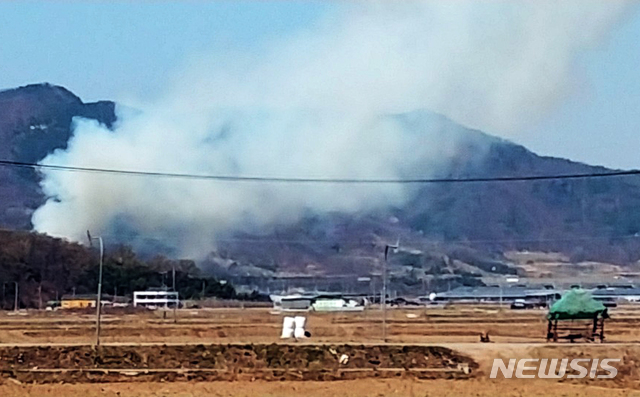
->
(60, 295, 96, 309)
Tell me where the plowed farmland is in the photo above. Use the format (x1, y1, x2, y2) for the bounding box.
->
(1, 304, 640, 396)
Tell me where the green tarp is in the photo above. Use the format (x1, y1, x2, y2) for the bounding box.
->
(548, 289, 606, 320)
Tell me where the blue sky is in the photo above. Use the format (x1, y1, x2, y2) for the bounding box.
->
(519, 11, 640, 170)
(0, 1, 331, 101)
(1, 1, 639, 170)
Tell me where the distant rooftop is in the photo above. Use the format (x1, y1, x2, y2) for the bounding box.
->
(591, 287, 640, 297)
(60, 294, 130, 302)
(435, 286, 560, 300)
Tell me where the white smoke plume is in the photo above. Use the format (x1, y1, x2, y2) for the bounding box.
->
(33, 1, 630, 256)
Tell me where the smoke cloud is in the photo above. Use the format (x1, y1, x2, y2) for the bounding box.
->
(32, 1, 630, 256)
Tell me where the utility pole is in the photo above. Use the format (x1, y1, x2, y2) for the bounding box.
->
(172, 265, 176, 291)
(13, 282, 19, 312)
(38, 284, 42, 310)
(381, 260, 387, 342)
(172, 265, 177, 323)
(87, 231, 104, 347)
(382, 240, 399, 343)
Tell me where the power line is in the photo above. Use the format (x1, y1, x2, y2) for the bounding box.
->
(0, 159, 639, 184)
(99, 231, 640, 245)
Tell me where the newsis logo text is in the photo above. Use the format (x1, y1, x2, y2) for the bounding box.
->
(490, 358, 620, 379)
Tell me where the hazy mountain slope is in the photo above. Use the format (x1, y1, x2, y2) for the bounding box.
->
(1, 83, 640, 278)
(0, 83, 116, 228)
(403, 139, 640, 263)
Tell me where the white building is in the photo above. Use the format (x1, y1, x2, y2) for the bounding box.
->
(312, 298, 364, 312)
(133, 290, 179, 309)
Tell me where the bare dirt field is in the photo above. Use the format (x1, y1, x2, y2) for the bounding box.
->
(1, 304, 639, 345)
(1, 304, 639, 396)
(3, 378, 640, 397)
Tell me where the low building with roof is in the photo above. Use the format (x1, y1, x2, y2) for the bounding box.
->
(60, 294, 97, 309)
(591, 287, 640, 303)
(432, 286, 560, 306)
(60, 294, 130, 309)
(270, 292, 368, 312)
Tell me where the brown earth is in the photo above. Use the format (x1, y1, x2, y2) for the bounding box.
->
(0, 343, 476, 383)
(1, 305, 639, 395)
(1, 304, 639, 345)
(0, 379, 640, 397)
(1, 378, 640, 397)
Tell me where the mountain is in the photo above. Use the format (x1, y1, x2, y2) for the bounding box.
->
(0, 83, 116, 228)
(404, 131, 640, 264)
(2, 83, 640, 294)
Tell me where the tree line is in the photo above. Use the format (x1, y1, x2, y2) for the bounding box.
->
(0, 230, 257, 309)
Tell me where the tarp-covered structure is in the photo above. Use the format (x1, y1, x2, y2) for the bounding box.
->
(546, 289, 609, 342)
(548, 289, 606, 320)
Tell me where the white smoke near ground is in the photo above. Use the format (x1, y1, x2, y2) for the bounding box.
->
(32, 1, 630, 257)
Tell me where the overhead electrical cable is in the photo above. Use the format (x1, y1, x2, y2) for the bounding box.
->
(0, 159, 639, 184)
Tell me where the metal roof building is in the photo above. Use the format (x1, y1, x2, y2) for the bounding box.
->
(591, 287, 640, 302)
(433, 286, 560, 303)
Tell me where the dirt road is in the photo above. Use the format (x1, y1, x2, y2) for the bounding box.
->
(2, 379, 640, 397)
